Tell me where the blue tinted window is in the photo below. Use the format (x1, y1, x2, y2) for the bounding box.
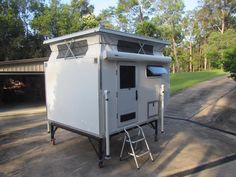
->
(147, 66, 167, 77)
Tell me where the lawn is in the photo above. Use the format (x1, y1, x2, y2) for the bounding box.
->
(170, 70, 227, 95)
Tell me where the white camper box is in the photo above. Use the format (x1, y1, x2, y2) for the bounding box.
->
(44, 27, 171, 167)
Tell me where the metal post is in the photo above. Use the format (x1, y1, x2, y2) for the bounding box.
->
(104, 90, 111, 159)
(154, 120, 158, 141)
(98, 138, 104, 168)
(160, 84, 165, 133)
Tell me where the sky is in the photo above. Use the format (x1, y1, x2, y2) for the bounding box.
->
(62, 0, 198, 15)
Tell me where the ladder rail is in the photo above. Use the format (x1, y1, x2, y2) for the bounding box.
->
(120, 124, 154, 169)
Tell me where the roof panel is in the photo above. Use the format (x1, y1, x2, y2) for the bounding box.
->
(43, 27, 170, 45)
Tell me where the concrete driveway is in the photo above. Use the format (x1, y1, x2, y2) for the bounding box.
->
(166, 76, 236, 134)
(0, 76, 236, 177)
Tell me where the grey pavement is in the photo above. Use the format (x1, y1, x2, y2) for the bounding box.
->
(0, 76, 236, 177)
(186, 160, 236, 177)
(166, 76, 236, 134)
(0, 103, 46, 117)
(166, 76, 236, 119)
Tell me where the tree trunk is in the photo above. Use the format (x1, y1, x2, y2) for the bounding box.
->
(203, 36, 208, 71)
(220, 0, 227, 34)
(189, 41, 193, 72)
(172, 37, 180, 72)
(139, 6, 144, 22)
(221, 18, 225, 34)
(172, 63, 175, 73)
(204, 55, 207, 70)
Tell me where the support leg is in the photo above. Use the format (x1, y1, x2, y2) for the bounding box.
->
(50, 124, 56, 145)
(154, 120, 158, 142)
(47, 121, 50, 133)
(98, 138, 104, 168)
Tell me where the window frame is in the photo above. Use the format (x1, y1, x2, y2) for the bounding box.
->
(117, 40, 154, 55)
(56, 40, 88, 59)
(146, 65, 168, 77)
(119, 65, 136, 89)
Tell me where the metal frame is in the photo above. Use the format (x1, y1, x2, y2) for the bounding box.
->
(49, 119, 158, 168)
(120, 125, 154, 169)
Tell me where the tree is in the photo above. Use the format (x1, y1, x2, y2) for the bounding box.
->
(98, 7, 117, 29)
(194, 0, 236, 70)
(105, 0, 156, 32)
(198, 0, 236, 34)
(154, 0, 185, 72)
(206, 29, 236, 69)
(135, 21, 160, 37)
(0, 0, 27, 60)
(31, 0, 98, 38)
(223, 45, 236, 75)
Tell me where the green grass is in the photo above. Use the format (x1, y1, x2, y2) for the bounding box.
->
(170, 70, 227, 95)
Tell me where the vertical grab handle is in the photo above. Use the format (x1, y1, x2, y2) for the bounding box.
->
(104, 90, 111, 159)
(136, 90, 138, 100)
(160, 84, 165, 133)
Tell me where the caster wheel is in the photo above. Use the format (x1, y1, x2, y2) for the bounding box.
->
(98, 161, 104, 168)
(51, 138, 56, 145)
(154, 137, 158, 142)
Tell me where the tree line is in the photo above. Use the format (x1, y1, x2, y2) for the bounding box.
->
(0, 0, 235, 73)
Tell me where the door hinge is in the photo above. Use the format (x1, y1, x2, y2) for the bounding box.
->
(116, 92, 118, 97)
(116, 113, 118, 119)
(116, 70, 118, 75)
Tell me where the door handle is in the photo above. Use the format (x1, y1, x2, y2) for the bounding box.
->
(136, 90, 138, 100)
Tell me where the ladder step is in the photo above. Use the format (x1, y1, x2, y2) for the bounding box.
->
(128, 151, 150, 158)
(125, 137, 145, 143)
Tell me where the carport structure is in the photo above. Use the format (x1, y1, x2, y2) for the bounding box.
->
(0, 57, 48, 103)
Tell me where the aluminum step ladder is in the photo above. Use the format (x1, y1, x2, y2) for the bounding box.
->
(120, 125, 154, 169)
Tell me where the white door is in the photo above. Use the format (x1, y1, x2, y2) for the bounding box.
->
(117, 63, 138, 127)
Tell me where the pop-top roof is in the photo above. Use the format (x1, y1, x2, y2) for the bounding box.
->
(43, 27, 170, 45)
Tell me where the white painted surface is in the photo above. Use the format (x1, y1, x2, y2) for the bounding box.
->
(45, 29, 171, 137)
(45, 59, 100, 136)
(148, 101, 158, 118)
(100, 60, 118, 134)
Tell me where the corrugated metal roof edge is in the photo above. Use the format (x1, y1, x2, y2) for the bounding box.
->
(0, 57, 48, 66)
(43, 27, 170, 45)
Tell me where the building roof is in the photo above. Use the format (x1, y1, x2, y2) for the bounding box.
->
(44, 27, 170, 45)
(0, 57, 48, 66)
